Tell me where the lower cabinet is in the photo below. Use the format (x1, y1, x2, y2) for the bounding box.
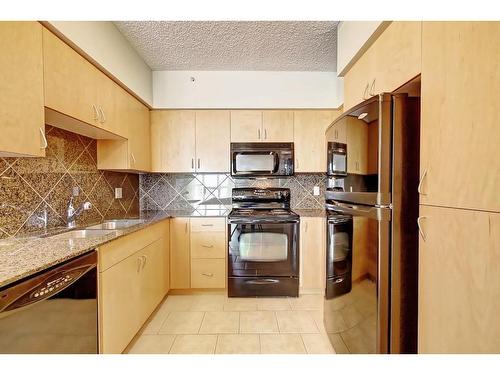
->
(170, 217, 227, 290)
(98, 220, 170, 354)
(418, 205, 500, 353)
(299, 217, 326, 293)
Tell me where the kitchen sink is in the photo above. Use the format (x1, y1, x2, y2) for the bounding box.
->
(85, 219, 145, 230)
(52, 229, 117, 239)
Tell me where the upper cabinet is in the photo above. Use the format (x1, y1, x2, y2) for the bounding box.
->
(294, 110, 341, 172)
(346, 117, 368, 175)
(151, 110, 230, 173)
(325, 118, 347, 144)
(419, 22, 500, 212)
(343, 22, 422, 111)
(230, 110, 293, 142)
(43, 28, 125, 138)
(0, 22, 45, 157)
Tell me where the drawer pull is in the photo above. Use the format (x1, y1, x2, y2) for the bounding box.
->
(201, 244, 214, 248)
(246, 279, 279, 285)
(201, 224, 214, 227)
(202, 273, 214, 277)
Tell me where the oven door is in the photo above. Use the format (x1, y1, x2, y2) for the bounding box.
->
(228, 220, 299, 278)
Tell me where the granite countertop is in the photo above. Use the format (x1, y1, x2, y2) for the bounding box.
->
(0, 208, 326, 289)
(0, 209, 229, 289)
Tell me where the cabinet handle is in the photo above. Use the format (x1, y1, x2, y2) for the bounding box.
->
(191, 158, 194, 169)
(39, 128, 48, 149)
(185, 222, 188, 232)
(201, 244, 214, 248)
(418, 169, 428, 196)
(142, 255, 147, 269)
(363, 83, 369, 100)
(197, 158, 201, 169)
(417, 216, 427, 242)
(370, 79, 376, 96)
(258, 129, 261, 140)
(137, 257, 143, 273)
(130, 152, 136, 165)
(202, 273, 214, 277)
(98, 106, 106, 123)
(264, 128, 267, 139)
(201, 224, 213, 227)
(304, 222, 308, 232)
(92, 104, 99, 121)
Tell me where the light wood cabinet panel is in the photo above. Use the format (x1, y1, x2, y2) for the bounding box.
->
(191, 259, 226, 288)
(43, 28, 100, 128)
(139, 238, 167, 320)
(191, 231, 226, 259)
(150, 110, 196, 173)
(262, 110, 294, 142)
(0, 22, 45, 157)
(325, 118, 347, 144)
(343, 21, 421, 111)
(420, 22, 500, 212)
(230, 110, 262, 142)
(195, 110, 230, 172)
(418, 205, 500, 353)
(294, 110, 341, 172)
(346, 117, 368, 174)
(299, 217, 326, 292)
(170, 217, 191, 289)
(190, 217, 226, 232)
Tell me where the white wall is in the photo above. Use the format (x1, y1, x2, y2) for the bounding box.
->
(48, 21, 153, 106)
(337, 21, 388, 77)
(153, 71, 343, 109)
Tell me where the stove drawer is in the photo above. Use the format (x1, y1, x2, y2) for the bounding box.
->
(191, 259, 226, 288)
(228, 276, 298, 297)
(191, 231, 226, 259)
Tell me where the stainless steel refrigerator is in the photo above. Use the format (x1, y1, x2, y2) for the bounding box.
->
(324, 93, 420, 354)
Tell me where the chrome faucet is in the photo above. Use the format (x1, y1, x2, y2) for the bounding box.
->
(67, 197, 92, 228)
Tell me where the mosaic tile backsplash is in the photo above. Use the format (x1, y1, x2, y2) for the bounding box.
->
(140, 173, 327, 214)
(0, 126, 139, 238)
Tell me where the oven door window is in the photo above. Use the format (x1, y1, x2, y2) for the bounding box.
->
(228, 222, 298, 277)
(234, 152, 278, 173)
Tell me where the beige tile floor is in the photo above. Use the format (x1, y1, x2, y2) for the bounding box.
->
(126, 293, 335, 354)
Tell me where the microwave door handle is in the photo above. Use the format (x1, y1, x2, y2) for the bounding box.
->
(270, 152, 279, 173)
(326, 202, 391, 221)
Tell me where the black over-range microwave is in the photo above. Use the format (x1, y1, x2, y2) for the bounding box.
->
(327, 141, 347, 177)
(230, 142, 294, 178)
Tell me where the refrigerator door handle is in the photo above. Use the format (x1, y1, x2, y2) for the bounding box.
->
(325, 201, 391, 221)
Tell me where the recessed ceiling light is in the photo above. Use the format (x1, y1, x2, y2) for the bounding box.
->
(358, 112, 368, 120)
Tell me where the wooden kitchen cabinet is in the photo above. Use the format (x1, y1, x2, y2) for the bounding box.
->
(230, 110, 262, 142)
(150, 110, 196, 173)
(346, 117, 368, 174)
(299, 217, 326, 293)
(97, 90, 151, 172)
(418, 205, 500, 353)
(325, 118, 347, 144)
(99, 220, 170, 354)
(420, 22, 500, 212)
(170, 217, 191, 289)
(343, 21, 421, 111)
(195, 110, 230, 172)
(294, 110, 341, 172)
(0, 21, 45, 157)
(262, 110, 294, 142)
(191, 259, 226, 289)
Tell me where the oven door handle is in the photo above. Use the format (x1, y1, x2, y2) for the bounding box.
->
(245, 279, 280, 285)
(326, 202, 391, 221)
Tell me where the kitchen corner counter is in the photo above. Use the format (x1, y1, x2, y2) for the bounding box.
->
(294, 209, 327, 217)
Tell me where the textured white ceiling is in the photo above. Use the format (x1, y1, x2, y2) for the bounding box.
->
(114, 21, 338, 71)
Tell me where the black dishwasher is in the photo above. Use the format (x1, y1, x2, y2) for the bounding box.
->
(0, 251, 98, 354)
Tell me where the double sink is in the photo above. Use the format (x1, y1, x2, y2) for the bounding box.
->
(52, 219, 145, 239)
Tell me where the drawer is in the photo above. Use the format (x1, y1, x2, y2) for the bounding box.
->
(191, 231, 226, 259)
(191, 259, 226, 288)
(190, 217, 226, 232)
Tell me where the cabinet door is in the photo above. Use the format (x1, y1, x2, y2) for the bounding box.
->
(191, 259, 226, 288)
(195, 110, 230, 172)
(262, 110, 294, 142)
(150, 110, 196, 173)
(0, 22, 45, 157)
(191, 231, 226, 259)
(300, 217, 326, 291)
(418, 205, 500, 353)
(372, 21, 421, 95)
(326, 120, 347, 144)
(43, 28, 99, 127)
(139, 238, 167, 321)
(420, 22, 500, 212)
(343, 45, 376, 111)
(128, 96, 150, 172)
(294, 110, 341, 172)
(100, 252, 142, 354)
(346, 117, 368, 174)
(230, 110, 262, 142)
(170, 218, 191, 289)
